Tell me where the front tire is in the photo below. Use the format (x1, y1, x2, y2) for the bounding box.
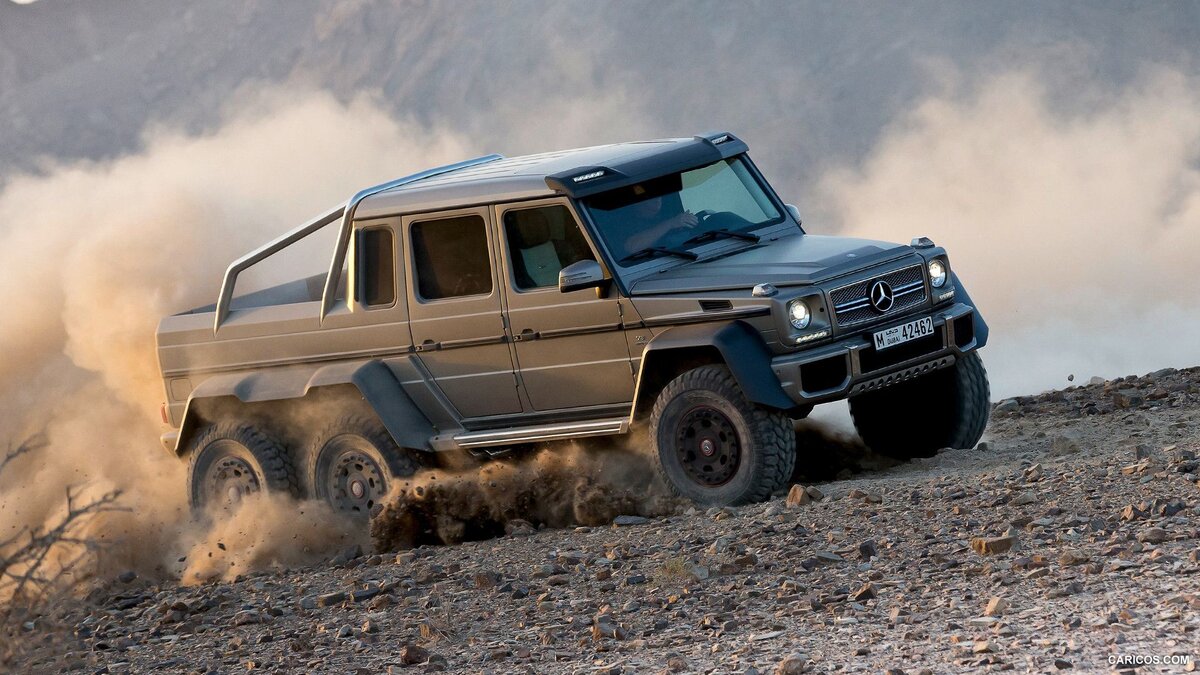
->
(310, 416, 420, 517)
(649, 365, 796, 506)
(849, 350, 991, 459)
(187, 423, 299, 513)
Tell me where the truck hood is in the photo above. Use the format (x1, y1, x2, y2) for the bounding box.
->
(626, 234, 912, 295)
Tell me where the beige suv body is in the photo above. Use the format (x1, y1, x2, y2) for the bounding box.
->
(158, 132, 989, 512)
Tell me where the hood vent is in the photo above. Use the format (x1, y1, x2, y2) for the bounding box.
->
(699, 300, 733, 312)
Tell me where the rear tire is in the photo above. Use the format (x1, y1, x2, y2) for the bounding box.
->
(310, 416, 420, 518)
(187, 423, 299, 513)
(649, 365, 795, 506)
(849, 351, 991, 459)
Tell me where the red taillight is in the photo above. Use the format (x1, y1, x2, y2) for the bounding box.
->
(160, 402, 169, 425)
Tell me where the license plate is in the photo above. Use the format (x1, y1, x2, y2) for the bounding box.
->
(873, 317, 934, 351)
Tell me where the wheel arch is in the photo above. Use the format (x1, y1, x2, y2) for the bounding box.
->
(173, 359, 436, 456)
(631, 320, 794, 421)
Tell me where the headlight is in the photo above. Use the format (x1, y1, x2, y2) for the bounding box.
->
(928, 260, 947, 288)
(788, 299, 811, 330)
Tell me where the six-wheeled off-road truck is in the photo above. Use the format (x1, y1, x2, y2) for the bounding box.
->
(156, 132, 990, 513)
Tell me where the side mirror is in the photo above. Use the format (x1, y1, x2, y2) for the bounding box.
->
(558, 259, 608, 294)
(785, 203, 802, 225)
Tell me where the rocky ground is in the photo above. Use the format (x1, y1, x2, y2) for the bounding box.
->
(8, 367, 1200, 674)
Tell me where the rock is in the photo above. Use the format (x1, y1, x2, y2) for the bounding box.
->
(972, 640, 993, 654)
(1137, 527, 1168, 544)
(1058, 550, 1090, 566)
(1134, 444, 1154, 460)
(805, 486, 825, 501)
(786, 484, 811, 507)
(1112, 389, 1144, 408)
(858, 540, 878, 560)
(473, 571, 500, 589)
(708, 536, 735, 554)
(814, 551, 843, 563)
(316, 592, 346, 607)
(1054, 658, 1073, 669)
(984, 596, 1007, 616)
(232, 610, 263, 626)
(1120, 504, 1146, 521)
(399, 644, 430, 665)
(995, 399, 1020, 414)
(116, 570, 137, 584)
(971, 536, 1015, 556)
(613, 515, 650, 526)
(1011, 492, 1038, 506)
(774, 653, 809, 674)
(666, 653, 689, 672)
(592, 613, 626, 640)
(1088, 376, 1106, 385)
(850, 582, 877, 602)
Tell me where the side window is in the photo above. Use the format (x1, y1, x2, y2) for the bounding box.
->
(357, 227, 395, 307)
(411, 215, 493, 300)
(503, 205, 596, 290)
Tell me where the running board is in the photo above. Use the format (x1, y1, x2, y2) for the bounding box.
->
(452, 418, 627, 449)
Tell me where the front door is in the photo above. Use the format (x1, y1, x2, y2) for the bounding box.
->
(495, 200, 634, 411)
(403, 207, 522, 418)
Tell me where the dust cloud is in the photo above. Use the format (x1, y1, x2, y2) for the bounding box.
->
(0, 87, 475, 594)
(371, 439, 680, 552)
(818, 67, 1200, 398)
(180, 496, 365, 585)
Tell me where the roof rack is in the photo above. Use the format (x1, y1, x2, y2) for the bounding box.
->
(214, 153, 504, 331)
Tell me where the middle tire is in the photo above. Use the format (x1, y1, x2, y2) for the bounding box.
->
(310, 416, 420, 517)
(649, 365, 796, 506)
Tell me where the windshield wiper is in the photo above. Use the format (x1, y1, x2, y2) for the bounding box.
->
(619, 246, 700, 264)
(680, 228, 761, 246)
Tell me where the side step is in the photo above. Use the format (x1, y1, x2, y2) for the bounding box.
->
(452, 418, 627, 449)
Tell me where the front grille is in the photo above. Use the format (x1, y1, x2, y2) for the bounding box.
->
(829, 264, 927, 327)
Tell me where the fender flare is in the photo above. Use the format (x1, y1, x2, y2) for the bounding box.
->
(173, 358, 435, 455)
(632, 320, 795, 418)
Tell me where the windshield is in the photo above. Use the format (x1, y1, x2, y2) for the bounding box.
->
(582, 157, 785, 267)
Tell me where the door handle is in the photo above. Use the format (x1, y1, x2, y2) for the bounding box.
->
(416, 339, 441, 352)
(515, 329, 539, 342)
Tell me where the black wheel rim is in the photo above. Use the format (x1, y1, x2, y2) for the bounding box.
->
(674, 405, 740, 487)
(203, 440, 262, 508)
(323, 442, 388, 514)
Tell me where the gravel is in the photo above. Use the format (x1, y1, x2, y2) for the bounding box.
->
(8, 367, 1200, 673)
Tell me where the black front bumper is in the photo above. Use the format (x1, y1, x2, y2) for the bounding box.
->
(771, 302, 979, 405)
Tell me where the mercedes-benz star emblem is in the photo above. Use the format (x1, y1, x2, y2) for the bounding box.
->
(869, 280, 895, 312)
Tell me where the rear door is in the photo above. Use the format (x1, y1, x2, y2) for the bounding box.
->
(494, 199, 634, 411)
(403, 207, 522, 418)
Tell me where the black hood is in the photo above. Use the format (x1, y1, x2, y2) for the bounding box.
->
(627, 234, 913, 295)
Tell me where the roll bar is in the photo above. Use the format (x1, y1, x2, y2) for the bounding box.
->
(213, 154, 504, 332)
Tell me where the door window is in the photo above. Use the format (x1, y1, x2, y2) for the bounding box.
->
(411, 215, 493, 300)
(502, 205, 596, 290)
